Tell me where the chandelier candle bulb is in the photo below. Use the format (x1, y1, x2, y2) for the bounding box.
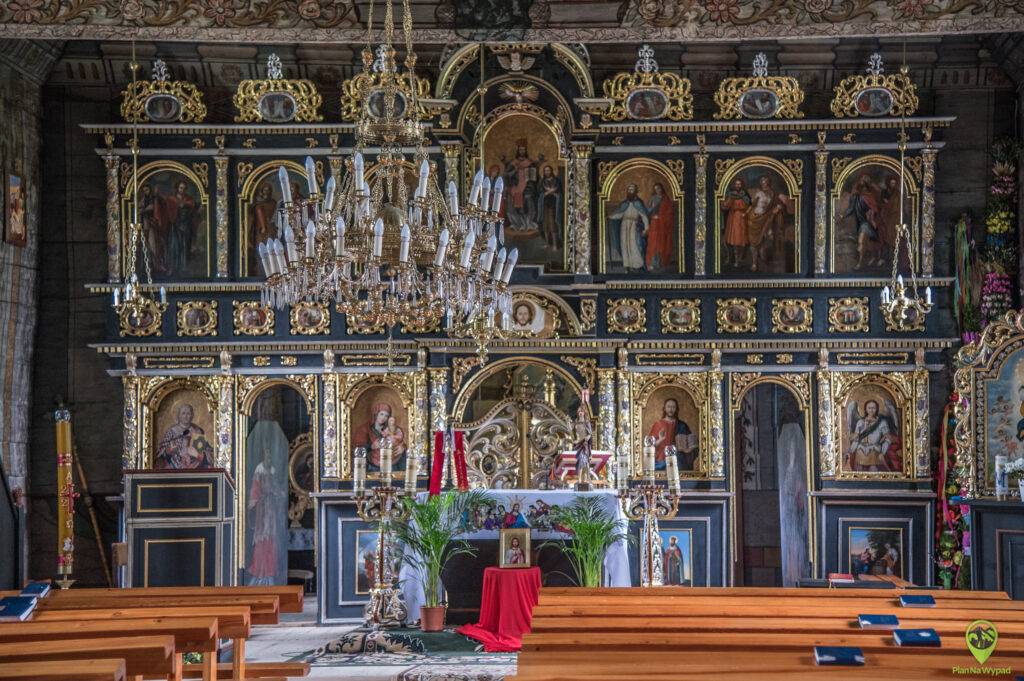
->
(434, 228, 450, 267)
(501, 248, 518, 283)
(493, 248, 507, 278)
(278, 166, 292, 204)
(469, 169, 483, 206)
(353, 152, 364, 189)
(492, 177, 504, 213)
(304, 156, 318, 196)
(372, 218, 384, 258)
(925, 286, 932, 305)
(480, 176, 491, 213)
(481, 235, 498, 271)
(159, 287, 167, 305)
(460, 229, 477, 269)
(283, 225, 299, 263)
(323, 176, 336, 211)
(417, 158, 430, 196)
(399, 224, 411, 263)
(304, 220, 316, 259)
(112, 288, 120, 306)
(448, 180, 459, 216)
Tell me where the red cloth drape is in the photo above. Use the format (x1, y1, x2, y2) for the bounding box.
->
(429, 430, 445, 496)
(456, 566, 541, 652)
(454, 430, 468, 490)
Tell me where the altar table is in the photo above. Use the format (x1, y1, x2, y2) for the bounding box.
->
(456, 566, 542, 651)
(399, 489, 631, 621)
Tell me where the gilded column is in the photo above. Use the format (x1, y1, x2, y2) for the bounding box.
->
(122, 375, 140, 469)
(708, 351, 725, 477)
(814, 132, 828, 274)
(913, 350, 930, 479)
(694, 136, 708, 277)
(441, 142, 462, 193)
(322, 350, 340, 478)
(596, 368, 616, 451)
(816, 349, 836, 477)
(570, 142, 593, 275)
(215, 146, 230, 278)
(215, 376, 234, 473)
(104, 150, 122, 283)
(921, 133, 937, 277)
(428, 367, 449, 434)
(615, 349, 632, 472)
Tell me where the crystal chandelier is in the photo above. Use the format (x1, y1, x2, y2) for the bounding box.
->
(258, 0, 516, 355)
(112, 44, 167, 323)
(880, 69, 932, 332)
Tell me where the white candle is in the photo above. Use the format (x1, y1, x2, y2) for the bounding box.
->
(417, 158, 430, 197)
(491, 176, 504, 213)
(258, 241, 271, 275)
(304, 156, 318, 196)
(459, 229, 477, 269)
(277, 166, 292, 203)
(501, 248, 518, 283)
(481, 235, 497, 272)
(353, 152, 364, 190)
(404, 449, 419, 493)
(925, 286, 932, 305)
(492, 248, 506, 278)
(469, 169, 483, 206)
(448, 180, 459, 216)
(283, 225, 299, 263)
(353, 449, 366, 494)
(334, 216, 346, 256)
(323, 176, 336, 212)
(434, 228, 450, 267)
(304, 219, 316, 259)
(666, 451, 680, 494)
(643, 436, 656, 476)
(399, 224, 411, 263)
(381, 440, 393, 482)
(480, 176, 491, 212)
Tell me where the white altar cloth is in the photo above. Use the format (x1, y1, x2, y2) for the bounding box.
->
(398, 489, 631, 620)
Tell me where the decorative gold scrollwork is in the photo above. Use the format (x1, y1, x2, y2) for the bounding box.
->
(600, 44, 693, 121)
(714, 52, 803, 120)
(120, 60, 207, 124)
(832, 53, 918, 118)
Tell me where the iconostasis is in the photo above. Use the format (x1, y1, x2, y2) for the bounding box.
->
(95, 43, 951, 605)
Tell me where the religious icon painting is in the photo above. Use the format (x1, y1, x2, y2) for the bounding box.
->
(607, 298, 647, 334)
(347, 382, 410, 476)
(287, 433, 315, 526)
(354, 530, 380, 594)
(599, 159, 683, 274)
(839, 380, 906, 477)
(122, 161, 210, 280)
(770, 298, 812, 334)
(233, 301, 275, 336)
(848, 527, 903, 579)
(828, 297, 870, 333)
(151, 384, 216, 470)
(716, 298, 757, 334)
(5, 173, 26, 247)
(481, 112, 567, 271)
(509, 293, 561, 339)
(289, 301, 329, 335)
(239, 160, 309, 277)
(626, 89, 670, 120)
(715, 157, 800, 276)
(660, 299, 701, 334)
(499, 528, 531, 568)
(980, 345, 1024, 490)
(176, 300, 218, 337)
(658, 529, 693, 586)
(831, 156, 917, 276)
(638, 382, 702, 475)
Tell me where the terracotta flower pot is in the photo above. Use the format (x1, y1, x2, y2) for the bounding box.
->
(420, 605, 446, 632)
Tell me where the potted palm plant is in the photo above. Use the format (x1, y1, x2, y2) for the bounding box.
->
(393, 488, 491, 631)
(541, 497, 628, 587)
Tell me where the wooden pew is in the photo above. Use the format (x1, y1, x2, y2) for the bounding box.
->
(51, 586, 304, 614)
(0, 635, 176, 679)
(33, 594, 281, 625)
(537, 586, 1010, 601)
(0, 618, 218, 654)
(0, 659, 127, 681)
(28, 606, 251, 640)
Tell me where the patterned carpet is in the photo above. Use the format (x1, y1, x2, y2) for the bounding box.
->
(297, 627, 516, 681)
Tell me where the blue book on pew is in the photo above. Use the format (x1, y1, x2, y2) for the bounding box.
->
(0, 595, 37, 622)
(858, 614, 900, 629)
(20, 581, 51, 598)
(893, 628, 941, 647)
(814, 646, 865, 666)
(898, 594, 936, 607)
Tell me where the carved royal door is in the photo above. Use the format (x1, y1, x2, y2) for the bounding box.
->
(460, 373, 574, 489)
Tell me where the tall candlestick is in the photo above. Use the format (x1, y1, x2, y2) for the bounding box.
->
(404, 448, 419, 493)
(381, 438, 393, 483)
(642, 436, 656, 476)
(665, 445, 680, 494)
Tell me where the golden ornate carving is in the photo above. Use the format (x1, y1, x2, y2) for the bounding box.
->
(579, 298, 597, 333)
(253, 356, 271, 367)
(746, 354, 764, 364)
(607, 298, 647, 334)
(281, 356, 298, 367)
(191, 162, 209, 190)
(777, 353, 794, 364)
(835, 352, 910, 365)
(233, 301, 275, 336)
(452, 356, 483, 393)
(828, 297, 870, 333)
(716, 298, 757, 334)
(233, 55, 323, 123)
(140, 376, 222, 469)
(338, 65, 432, 122)
(597, 160, 620, 187)
(600, 45, 693, 121)
(660, 299, 701, 334)
(120, 66, 207, 123)
(832, 55, 918, 118)
(289, 302, 330, 335)
(176, 300, 218, 337)
(714, 53, 803, 120)
(770, 298, 813, 334)
(783, 158, 804, 183)
(119, 299, 166, 337)
(714, 158, 737, 187)
(560, 356, 597, 393)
